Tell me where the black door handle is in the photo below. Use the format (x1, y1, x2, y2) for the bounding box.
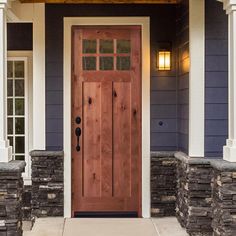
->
(75, 127, 81, 136)
(75, 127, 81, 152)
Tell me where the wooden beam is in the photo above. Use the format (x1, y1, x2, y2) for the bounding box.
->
(19, 0, 178, 4)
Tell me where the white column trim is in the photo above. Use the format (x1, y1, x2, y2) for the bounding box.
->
(188, 0, 205, 157)
(222, 0, 236, 162)
(64, 17, 150, 218)
(0, 1, 12, 162)
(32, 4, 45, 150)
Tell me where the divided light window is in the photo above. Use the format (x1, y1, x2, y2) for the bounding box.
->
(7, 58, 28, 161)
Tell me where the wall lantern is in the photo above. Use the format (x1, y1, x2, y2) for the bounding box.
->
(158, 50, 171, 71)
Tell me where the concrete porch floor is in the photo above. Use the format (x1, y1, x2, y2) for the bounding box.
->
(23, 217, 188, 236)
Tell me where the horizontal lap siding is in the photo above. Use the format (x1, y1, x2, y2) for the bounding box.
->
(7, 23, 33, 51)
(205, 0, 228, 158)
(45, 4, 177, 151)
(176, 0, 189, 153)
(46, 16, 63, 150)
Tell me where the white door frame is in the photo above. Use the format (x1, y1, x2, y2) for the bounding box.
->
(63, 17, 150, 218)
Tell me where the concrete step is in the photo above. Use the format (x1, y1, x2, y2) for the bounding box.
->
(23, 217, 188, 236)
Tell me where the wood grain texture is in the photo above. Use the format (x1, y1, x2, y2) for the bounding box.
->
(20, 0, 177, 4)
(83, 82, 101, 197)
(113, 82, 131, 197)
(72, 26, 141, 215)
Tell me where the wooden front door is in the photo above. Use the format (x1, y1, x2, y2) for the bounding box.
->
(72, 26, 141, 217)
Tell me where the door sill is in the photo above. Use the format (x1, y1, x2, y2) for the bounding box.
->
(74, 211, 138, 218)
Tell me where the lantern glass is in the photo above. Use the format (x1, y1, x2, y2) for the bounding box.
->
(158, 51, 171, 71)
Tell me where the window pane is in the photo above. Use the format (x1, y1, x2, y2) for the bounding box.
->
(7, 61, 13, 78)
(83, 57, 96, 71)
(7, 98, 13, 115)
(117, 40, 131, 53)
(15, 137, 25, 154)
(15, 155, 25, 161)
(100, 57, 113, 70)
(7, 118, 13, 135)
(15, 98, 24, 115)
(100, 40, 113, 54)
(14, 61, 24, 78)
(7, 80, 13, 97)
(15, 118, 24, 134)
(15, 80, 24, 97)
(83, 40, 96, 54)
(117, 56, 131, 70)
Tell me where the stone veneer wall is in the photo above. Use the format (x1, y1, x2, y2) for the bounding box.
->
(0, 161, 25, 236)
(151, 152, 177, 217)
(30, 151, 64, 217)
(22, 185, 32, 220)
(175, 152, 213, 236)
(211, 161, 236, 236)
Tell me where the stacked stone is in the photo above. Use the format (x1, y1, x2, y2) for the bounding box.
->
(175, 152, 213, 236)
(0, 161, 25, 236)
(22, 185, 32, 220)
(30, 151, 64, 217)
(151, 152, 177, 217)
(176, 159, 188, 227)
(211, 161, 236, 236)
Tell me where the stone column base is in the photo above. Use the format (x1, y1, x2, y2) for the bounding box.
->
(211, 160, 236, 236)
(151, 152, 177, 217)
(0, 161, 25, 236)
(30, 150, 64, 217)
(175, 152, 213, 236)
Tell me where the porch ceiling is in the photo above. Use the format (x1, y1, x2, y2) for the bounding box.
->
(19, 0, 178, 4)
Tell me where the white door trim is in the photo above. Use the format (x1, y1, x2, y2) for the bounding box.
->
(63, 17, 150, 218)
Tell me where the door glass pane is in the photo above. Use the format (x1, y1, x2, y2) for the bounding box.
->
(15, 80, 24, 96)
(7, 118, 13, 134)
(100, 57, 114, 70)
(7, 80, 13, 96)
(83, 57, 96, 71)
(117, 56, 131, 70)
(14, 61, 24, 78)
(7, 98, 13, 115)
(15, 137, 25, 153)
(15, 118, 24, 134)
(100, 40, 113, 53)
(15, 98, 24, 115)
(7, 61, 13, 78)
(83, 40, 97, 54)
(117, 40, 131, 53)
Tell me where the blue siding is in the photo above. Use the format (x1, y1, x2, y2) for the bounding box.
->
(45, 4, 177, 151)
(45, 1, 229, 154)
(176, 0, 189, 153)
(205, 0, 228, 157)
(7, 23, 33, 51)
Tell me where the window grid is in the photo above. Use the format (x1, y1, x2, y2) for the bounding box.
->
(7, 59, 27, 161)
(82, 39, 131, 71)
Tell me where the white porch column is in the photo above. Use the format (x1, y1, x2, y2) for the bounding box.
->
(188, 0, 205, 157)
(223, 0, 236, 162)
(0, 0, 12, 162)
(33, 4, 45, 150)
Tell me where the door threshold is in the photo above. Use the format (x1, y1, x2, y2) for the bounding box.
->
(74, 211, 138, 218)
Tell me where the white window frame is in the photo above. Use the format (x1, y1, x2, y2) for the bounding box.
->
(7, 51, 33, 185)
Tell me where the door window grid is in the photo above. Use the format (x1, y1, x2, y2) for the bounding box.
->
(7, 59, 27, 161)
(82, 39, 131, 71)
